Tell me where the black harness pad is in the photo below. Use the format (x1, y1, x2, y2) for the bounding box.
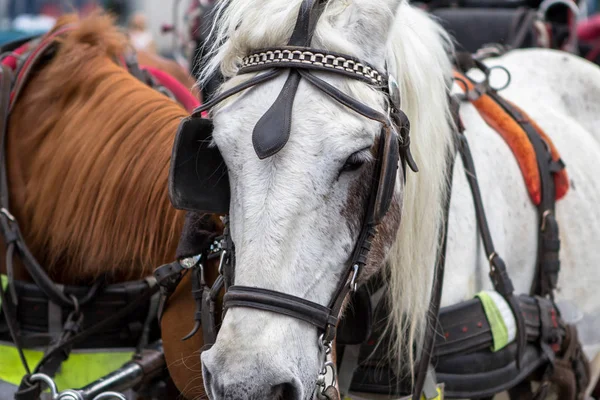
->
(169, 117, 231, 214)
(436, 343, 547, 398)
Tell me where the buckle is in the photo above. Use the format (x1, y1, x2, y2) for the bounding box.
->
(349, 264, 359, 292)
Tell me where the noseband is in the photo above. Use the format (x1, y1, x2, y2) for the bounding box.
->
(160, 0, 417, 397)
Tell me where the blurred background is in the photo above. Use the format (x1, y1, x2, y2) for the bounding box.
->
(0, 0, 202, 57)
(1, 0, 600, 99)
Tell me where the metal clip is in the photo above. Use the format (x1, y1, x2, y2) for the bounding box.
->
(541, 210, 552, 232)
(388, 73, 401, 110)
(316, 334, 337, 399)
(218, 250, 227, 275)
(315, 361, 337, 394)
(349, 264, 359, 292)
(488, 252, 498, 268)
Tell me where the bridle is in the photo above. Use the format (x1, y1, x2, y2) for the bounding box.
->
(159, 0, 421, 398)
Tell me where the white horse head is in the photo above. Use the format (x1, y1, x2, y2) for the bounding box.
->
(199, 0, 454, 398)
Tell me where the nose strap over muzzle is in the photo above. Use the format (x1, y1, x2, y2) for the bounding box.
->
(223, 286, 340, 340)
(222, 222, 378, 344)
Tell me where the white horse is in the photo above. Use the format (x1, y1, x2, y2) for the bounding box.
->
(196, 0, 600, 398)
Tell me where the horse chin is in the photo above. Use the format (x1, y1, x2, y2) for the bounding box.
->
(201, 309, 321, 400)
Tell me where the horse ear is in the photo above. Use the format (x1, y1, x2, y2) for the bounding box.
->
(334, 0, 401, 64)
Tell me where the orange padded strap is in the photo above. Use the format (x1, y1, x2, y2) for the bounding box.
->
(454, 71, 568, 205)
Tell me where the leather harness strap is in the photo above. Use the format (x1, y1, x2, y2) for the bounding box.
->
(223, 286, 338, 329)
(434, 295, 564, 358)
(485, 93, 561, 298)
(0, 25, 88, 310)
(454, 56, 563, 300)
(456, 124, 529, 369)
(0, 278, 157, 349)
(251, 0, 325, 160)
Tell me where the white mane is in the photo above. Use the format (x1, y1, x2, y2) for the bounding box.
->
(200, 0, 455, 374)
(384, 4, 454, 373)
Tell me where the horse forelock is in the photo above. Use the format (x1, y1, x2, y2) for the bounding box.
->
(8, 14, 189, 283)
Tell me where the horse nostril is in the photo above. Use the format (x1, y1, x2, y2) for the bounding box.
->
(201, 353, 217, 398)
(271, 381, 302, 400)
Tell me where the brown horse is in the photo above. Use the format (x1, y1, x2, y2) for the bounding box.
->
(2, 13, 213, 399)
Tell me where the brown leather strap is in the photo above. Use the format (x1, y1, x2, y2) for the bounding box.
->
(487, 92, 561, 298)
(224, 286, 337, 331)
(10, 25, 77, 112)
(251, 0, 326, 159)
(0, 26, 97, 310)
(298, 69, 388, 124)
(457, 130, 527, 368)
(289, 0, 324, 46)
(252, 70, 301, 159)
(191, 69, 283, 116)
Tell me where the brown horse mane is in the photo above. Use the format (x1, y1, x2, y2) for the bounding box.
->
(8, 13, 190, 283)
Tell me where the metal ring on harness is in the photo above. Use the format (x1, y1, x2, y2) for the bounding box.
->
(487, 65, 512, 92)
(316, 334, 337, 400)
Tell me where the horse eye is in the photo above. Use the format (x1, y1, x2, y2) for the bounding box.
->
(341, 151, 368, 173)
